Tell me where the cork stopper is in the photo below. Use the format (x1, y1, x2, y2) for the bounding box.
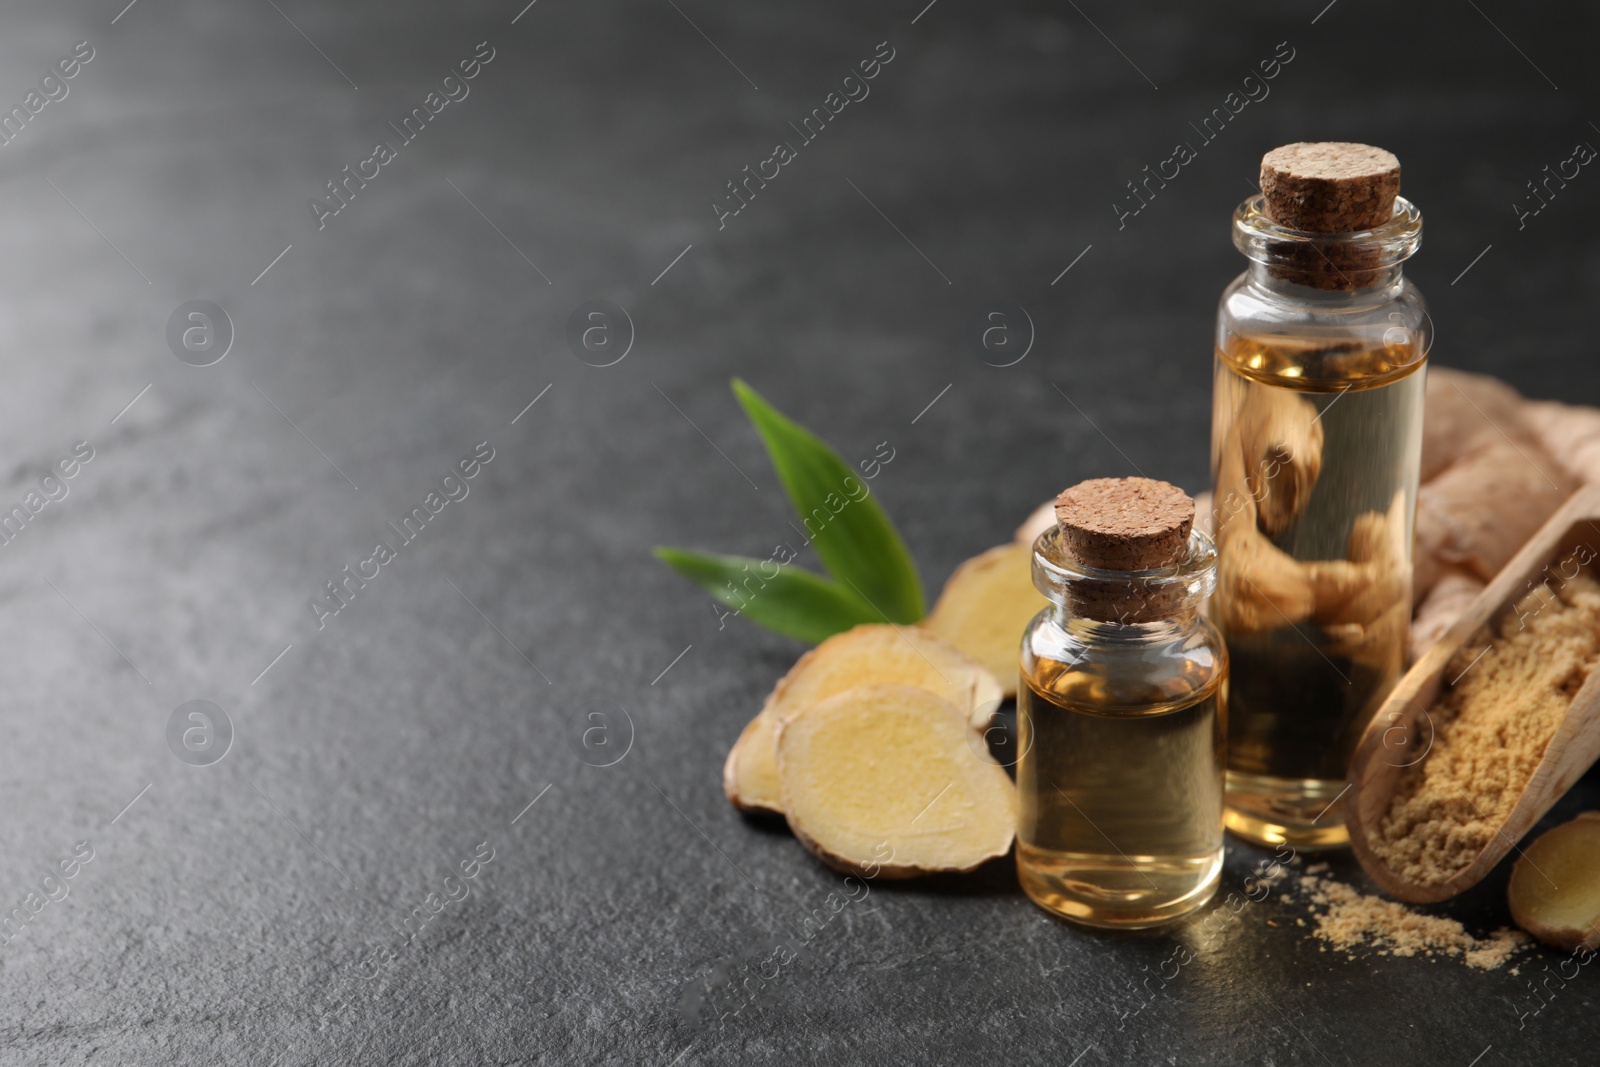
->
(1260, 142, 1400, 233)
(1053, 478, 1194, 572)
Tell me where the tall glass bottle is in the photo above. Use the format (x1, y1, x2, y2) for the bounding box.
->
(1017, 478, 1227, 928)
(1211, 143, 1429, 849)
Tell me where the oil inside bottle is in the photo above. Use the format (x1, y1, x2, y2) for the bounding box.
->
(1211, 334, 1423, 848)
(1016, 658, 1225, 928)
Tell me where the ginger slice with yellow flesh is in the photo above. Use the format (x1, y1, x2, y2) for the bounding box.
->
(1509, 812, 1600, 951)
(723, 624, 1002, 814)
(924, 542, 1048, 699)
(1014, 500, 1057, 546)
(775, 684, 1017, 878)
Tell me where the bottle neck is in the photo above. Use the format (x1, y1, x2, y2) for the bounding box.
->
(1052, 604, 1204, 644)
(1032, 527, 1217, 629)
(1243, 259, 1406, 303)
(1233, 194, 1421, 295)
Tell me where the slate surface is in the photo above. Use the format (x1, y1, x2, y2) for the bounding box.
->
(0, 0, 1596, 1064)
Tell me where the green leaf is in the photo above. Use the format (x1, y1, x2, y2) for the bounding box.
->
(653, 548, 881, 644)
(731, 379, 924, 623)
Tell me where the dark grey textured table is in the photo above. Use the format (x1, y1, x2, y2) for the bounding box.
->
(1, 1, 1597, 1063)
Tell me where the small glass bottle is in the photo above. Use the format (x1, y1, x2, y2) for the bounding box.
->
(1211, 143, 1429, 849)
(1017, 477, 1227, 928)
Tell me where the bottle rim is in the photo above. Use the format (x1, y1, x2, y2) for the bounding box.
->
(1233, 194, 1422, 271)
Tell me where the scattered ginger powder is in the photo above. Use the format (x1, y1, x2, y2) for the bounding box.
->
(1372, 568, 1600, 885)
(1298, 870, 1530, 969)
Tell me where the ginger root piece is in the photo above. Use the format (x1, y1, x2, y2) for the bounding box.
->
(1214, 521, 1316, 632)
(1015, 499, 1057, 546)
(723, 625, 1002, 814)
(1319, 504, 1411, 669)
(1414, 440, 1576, 599)
(924, 543, 1048, 699)
(1312, 491, 1411, 629)
(1400, 373, 1594, 643)
(775, 684, 1017, 878)
(1409, 568, 1485, 663)
(1212, 420, 1312, 632)
(1236, 387, 1324, 536)
(1305, 557, 1373, 626)
(1421, 367, 1533, 484)
(1508, 812, 1600, 951)
(1413, 367, 1575, 600)
(1525, 399, 1600, 486)
(1219, 458, 1409, 643)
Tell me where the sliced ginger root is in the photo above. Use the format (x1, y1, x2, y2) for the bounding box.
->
(1015, 500, 1057, 546)
(1509, 812, 1600, 951)
(776, 684, 1017, 878)
(923, 542, 1047, 699)
(723, 624, 1002, 814)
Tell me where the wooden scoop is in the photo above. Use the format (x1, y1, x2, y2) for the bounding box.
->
(1348, 483, 1600, 903)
